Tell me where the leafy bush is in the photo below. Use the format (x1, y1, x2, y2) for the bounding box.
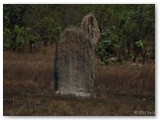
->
(3, 28, 12, 49)
(4, 25, 27, 52)
(14, 25, 26, 52)
(95, 29, 120, 64)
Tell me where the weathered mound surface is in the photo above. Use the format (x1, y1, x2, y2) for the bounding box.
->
(81, 13, 100, 45)
(54, 13, 100, 97)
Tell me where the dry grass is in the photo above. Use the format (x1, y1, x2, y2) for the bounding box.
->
(95, 61, 155, 99)
(3, 46, 155, 116)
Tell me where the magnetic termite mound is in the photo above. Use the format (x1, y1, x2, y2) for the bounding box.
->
(54, 13, 100, 97)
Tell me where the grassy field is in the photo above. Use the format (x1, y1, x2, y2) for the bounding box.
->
(3, 46, 155, 116)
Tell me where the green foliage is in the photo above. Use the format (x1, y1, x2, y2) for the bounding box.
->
(3, 25, 27, 52)
(135, 40, 144, 49)
(95, 27, 121, 64)
(96, 40, 108, 62)
(3, 28, 12, 49)
(95, 4, 154, 64)
(146, 47, 155, 59)
(34, 16, 59, 44)
(3, 4, 155, 59)
(3, 4, 30, 29)
(13, 25, 26, 52)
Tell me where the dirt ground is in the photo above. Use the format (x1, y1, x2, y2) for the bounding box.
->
(3, 47, 155, 116)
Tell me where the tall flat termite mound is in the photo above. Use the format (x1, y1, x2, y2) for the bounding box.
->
(54, 13, 100, 97)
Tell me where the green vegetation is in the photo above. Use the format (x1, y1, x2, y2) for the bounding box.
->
(3, 4, 155, 63)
